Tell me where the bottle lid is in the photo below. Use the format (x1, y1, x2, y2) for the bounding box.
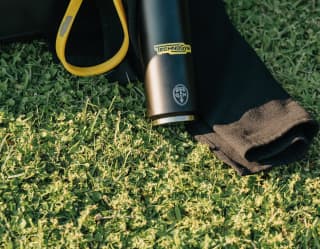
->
(152, 115, 195, 126)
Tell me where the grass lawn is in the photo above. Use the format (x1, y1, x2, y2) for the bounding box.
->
(0, 1, 319, 248)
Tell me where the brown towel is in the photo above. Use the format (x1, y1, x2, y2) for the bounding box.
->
(188, 100, 318, 175)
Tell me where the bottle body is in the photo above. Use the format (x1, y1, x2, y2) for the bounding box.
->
(140, 0, 196, 125)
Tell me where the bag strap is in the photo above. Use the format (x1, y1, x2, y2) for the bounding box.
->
(56, 0, 129, 76)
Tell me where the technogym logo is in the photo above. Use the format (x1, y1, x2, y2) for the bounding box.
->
(173, 84, 189, 106)
(154, 43, 192, 55)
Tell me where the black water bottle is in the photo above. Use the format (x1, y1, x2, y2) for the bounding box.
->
(140, 0, 196, 126)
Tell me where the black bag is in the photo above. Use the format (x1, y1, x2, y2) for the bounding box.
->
(0, 0, 140, 81)
(0, 1, 67, 41)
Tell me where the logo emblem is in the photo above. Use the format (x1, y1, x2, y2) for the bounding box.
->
(154, 43, 192, 55)
(173, 84, 189, 106)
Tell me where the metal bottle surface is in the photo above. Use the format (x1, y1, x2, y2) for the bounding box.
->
(141, 0, 196, 125)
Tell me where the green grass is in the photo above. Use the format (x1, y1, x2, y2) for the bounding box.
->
(0, 1, 319, 248)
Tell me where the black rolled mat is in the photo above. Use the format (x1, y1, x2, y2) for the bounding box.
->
(185, 0, 319, 175)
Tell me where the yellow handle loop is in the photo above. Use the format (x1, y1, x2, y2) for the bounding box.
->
(56, 0, 129, 76)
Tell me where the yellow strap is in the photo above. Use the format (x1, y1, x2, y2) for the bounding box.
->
(56, 0, 129, 77)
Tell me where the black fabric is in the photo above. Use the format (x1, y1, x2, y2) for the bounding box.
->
(0, 1, 67, 41)
(184, 0, 318, 175)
